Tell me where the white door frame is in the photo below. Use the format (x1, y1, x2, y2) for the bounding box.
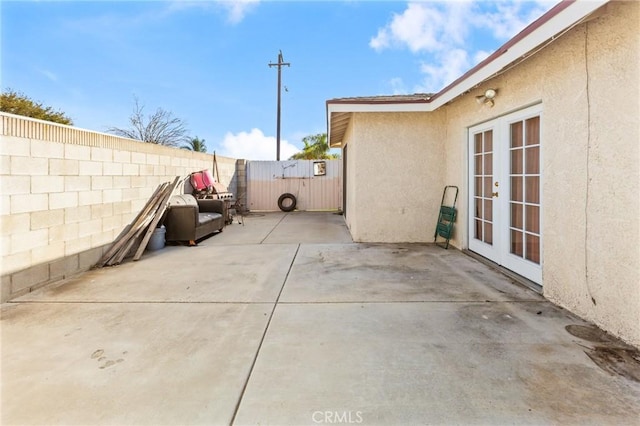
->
(467, 104, 543, 284)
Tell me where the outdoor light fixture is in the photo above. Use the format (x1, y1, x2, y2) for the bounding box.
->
(476, 88, 498, 107)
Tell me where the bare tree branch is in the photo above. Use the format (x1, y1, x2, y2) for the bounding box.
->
(107, 97, 189, 147)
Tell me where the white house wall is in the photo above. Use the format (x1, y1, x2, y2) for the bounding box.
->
(341, 1, 639, 346)
(344, 111, 446, 243)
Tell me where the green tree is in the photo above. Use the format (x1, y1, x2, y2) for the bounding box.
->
(289, 133, 340, 160)
(0, 89, 73, 125)
(107, 97, 189, 147)
(182, 136, 207, 152)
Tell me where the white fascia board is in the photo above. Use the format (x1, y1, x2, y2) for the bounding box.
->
(327, 102, 431, 114)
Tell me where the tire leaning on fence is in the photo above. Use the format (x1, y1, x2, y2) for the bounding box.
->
(277, 193, 297, 212)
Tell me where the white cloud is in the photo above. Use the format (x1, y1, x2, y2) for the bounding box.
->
(369, 28, 390, 51)
(472, 1, 553, 40)
(370, 2, 472, 54)
(217, 0, 260, 24)
(473, 50, 492, 65)
(418, 48, 469, 92)
(164, 1, 259, 24)
(371, 1, 556, 93)
(389, 77, 408, 95)
(219, 128, 299, 160)
(38, 69, 58, 82)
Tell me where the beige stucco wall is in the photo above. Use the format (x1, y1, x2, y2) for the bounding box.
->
(547, 1, 639, 345)
(342, 1, 639, 345)
(0, 113, 239, 302)
(343, 114, 358, 237)
(343, 111, 446, 242)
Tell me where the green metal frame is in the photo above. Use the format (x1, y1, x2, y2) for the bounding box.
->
(434, 186, 459, 249)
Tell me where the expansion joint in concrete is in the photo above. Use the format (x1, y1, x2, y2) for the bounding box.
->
(230, 243, 300, 425)
(259, 213, 289, 244)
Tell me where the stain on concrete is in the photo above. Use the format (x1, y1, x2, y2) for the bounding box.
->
(566, 324, 640, 383)
(524, 362, 640, 422)
(0, 304, 23, 321)
(456, 303, 527, 341)
(91, 349, 104, 359)
(566, 324, 617, 343)
(585, 347, 640, 382)
(91, 348, 126, 369)
(99, 359, 124, 370)
(520, 303, 575, 320)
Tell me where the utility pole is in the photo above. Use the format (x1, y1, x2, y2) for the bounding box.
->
(268, 50, 290, 161)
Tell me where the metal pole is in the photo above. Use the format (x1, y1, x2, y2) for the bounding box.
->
(269, 50, 290, 161)
(276, 57, 282, 161)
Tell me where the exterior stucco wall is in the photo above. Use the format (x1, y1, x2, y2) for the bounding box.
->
(443, 1, 638, 346)
(551, 1, 639, 345)
(340, 1, 639, 345)
(343, 115, 358, 237)
(343, 112, 446, 242)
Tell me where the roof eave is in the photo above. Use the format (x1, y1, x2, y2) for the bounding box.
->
(327, 0, 610, 146)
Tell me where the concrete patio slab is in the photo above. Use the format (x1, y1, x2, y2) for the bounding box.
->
(281, 243, 540, 303)
(261, 211, 353, 244)
(17, 243, 298, 303)
(1, 302, 270, 425)
(234, 302, 639, 425)
(2, 212, 639, 425)
(208, 212, 289, 245)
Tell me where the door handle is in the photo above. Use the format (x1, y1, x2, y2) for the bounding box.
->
(492, 191, 499, 198)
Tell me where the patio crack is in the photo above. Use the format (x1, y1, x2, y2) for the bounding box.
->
(230, 242, 300, 425)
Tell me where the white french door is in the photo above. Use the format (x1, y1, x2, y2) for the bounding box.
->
(468, 104, 543, 284)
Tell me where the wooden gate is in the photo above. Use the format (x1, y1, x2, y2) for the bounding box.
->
(246, 160, 342, 211)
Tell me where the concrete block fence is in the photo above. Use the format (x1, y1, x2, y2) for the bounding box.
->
(0, 112, 240, 302)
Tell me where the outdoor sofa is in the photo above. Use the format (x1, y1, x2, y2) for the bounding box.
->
(164, 194, 226, 244)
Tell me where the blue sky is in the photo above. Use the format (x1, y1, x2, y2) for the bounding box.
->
(1, 0, 555, 160)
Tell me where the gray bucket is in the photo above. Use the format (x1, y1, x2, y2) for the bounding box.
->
(147, 225, 166, 251)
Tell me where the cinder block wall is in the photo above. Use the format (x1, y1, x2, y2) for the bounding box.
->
(0, 113, 239, 302)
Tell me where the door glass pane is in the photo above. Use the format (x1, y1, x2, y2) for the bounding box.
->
(484, 177, 492, 198)
(525, 147, 540, 174)
(511, 149, 523, 174)
(475, 198, 482, 217)
(475, 178, 482, 195)
(511, 203, 523, 229)
(525, 117, 540, 146)
(484, 153, 493, 175)
(475, 133, 482, 153)
(485, 131, 493, 151)
(511, 122, 523, 148)
(525, 205, 540, 233)
(484, 223, 493, 245)
(484, 200, 493, 221)
(511, 176, 523, 201)
(475, 155, 483, 175)
(475, 219, 483, 240)
(525, 176, 540, 204)
(511, 230, 523, 257)
(525, 234, 540, 263)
